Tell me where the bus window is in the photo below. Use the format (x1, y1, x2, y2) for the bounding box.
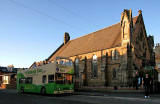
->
(65, 61, 73, 66)
(26, 77, 32, 84)
(60, 61, 63, 65)
(42, 75, 46, 83)
(55, 73, 64, 84)
(48, 75, 54, 83)
(19, 78, 25, 84)
(56, 73, 62, 78)
(66, 74, 72, 84)
(29, 77, 32, 84)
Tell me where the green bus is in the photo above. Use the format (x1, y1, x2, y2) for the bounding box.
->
(17, 57, 74, 95)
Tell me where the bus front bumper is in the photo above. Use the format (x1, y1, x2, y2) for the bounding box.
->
(54, 91, 64, 94)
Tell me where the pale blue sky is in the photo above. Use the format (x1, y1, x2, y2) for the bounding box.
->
(0, 0, 159, 68)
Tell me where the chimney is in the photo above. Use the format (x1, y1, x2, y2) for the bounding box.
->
(64, 32, 70, 44)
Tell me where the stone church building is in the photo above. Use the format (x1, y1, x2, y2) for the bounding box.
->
(31, 9, 155, 88)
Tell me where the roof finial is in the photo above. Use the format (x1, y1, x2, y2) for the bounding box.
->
(138, 10, 142, 15)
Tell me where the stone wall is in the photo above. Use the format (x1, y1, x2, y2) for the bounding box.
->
(70, 46, 129, 87)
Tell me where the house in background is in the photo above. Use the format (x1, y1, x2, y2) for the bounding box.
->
(0, 65, 21, 89)
(30, 9, 155, 89)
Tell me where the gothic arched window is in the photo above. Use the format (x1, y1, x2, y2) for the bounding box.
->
(75, 58, 79, 78)
(113, 69, 117, 79)
(114, 50, 119, 60)
(111, 50, 114, 60)
(123, 21, 128, 39)
(111, 50, 118, 60)
(92, 55, 98, 78)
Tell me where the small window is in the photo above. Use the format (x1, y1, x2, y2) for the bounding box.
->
(42, 75, 46, 83)
(48, 74, 54, 83)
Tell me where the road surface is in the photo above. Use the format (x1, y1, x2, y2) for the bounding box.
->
(0, 89, 160, 104)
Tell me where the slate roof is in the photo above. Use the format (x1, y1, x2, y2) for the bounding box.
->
(0, 67, 18, 73)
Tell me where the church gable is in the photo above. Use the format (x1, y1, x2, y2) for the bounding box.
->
(131, 10, 153, 70)
(132, 11, 149, 58)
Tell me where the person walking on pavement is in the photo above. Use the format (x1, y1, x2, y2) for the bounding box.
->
(143, 74, 151, 98)
(0, 80, 2, 87)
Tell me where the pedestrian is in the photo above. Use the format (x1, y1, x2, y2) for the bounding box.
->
(0, 80, 1, 87)
(135, 76, 139, 90)
(138, 77, 141, 86)
(143, 74, 151, 98)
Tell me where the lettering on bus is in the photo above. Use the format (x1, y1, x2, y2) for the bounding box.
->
(25, 69, 43, 75)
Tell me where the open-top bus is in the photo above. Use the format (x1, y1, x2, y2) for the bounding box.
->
(17, 57, 74, 95)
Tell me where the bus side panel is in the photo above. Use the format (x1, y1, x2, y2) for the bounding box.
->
(23, 84, 36, 93)
(45, 83, 55, 94)
(20, 84, 41, 93)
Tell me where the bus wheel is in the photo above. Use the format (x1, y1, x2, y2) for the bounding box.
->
(41, 87, 46, 95)
(20, 87, 24, 94)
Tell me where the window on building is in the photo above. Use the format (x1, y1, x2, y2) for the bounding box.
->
(48, 74, 54, 83)
(3, 76, 9, 84)
(42, 75, 46, 83)
(111, 50, 114, 60)
(111, 50, 118, 60)
(112, 69, 117, 79)
(92, 55, 98, 78)
(75, 58, 79, 78)
(115, 50, 118, 60)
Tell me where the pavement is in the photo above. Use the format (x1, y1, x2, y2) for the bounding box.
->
(74, 86, 145, 96)
(0, 88, 18, 93)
